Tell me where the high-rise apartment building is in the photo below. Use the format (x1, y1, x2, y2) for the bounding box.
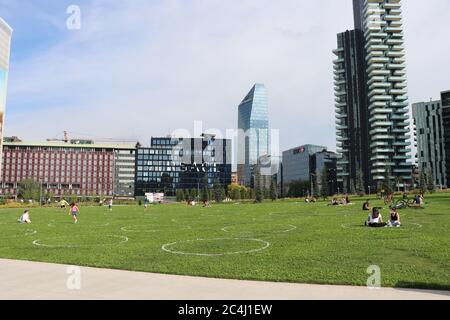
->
(0, 18, 12, 178)
(441, 91, 450, 187)
(237, 84, 270, 187)
(363, 0, 411, 184)
(334, 0, 411, 191)
(333, 29, 370, 192)
(412, 99, 447, 188)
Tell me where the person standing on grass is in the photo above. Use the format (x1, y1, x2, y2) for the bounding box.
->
(70, 202, 79, 224)
(108, 198, 113, 212)
(144, 196, 149, 211)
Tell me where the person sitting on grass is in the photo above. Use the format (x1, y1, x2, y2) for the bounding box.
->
(344, 194, 351, 205)
(70, 202, 79, 224)
(18, 210, 31, 224)
(329, 197, 339, 206)
(362, 200, 371, 211)
(386, 208, 401, 228)
(365, 207, 387, 228)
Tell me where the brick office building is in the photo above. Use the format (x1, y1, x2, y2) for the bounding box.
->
(0, 139, 136, 198)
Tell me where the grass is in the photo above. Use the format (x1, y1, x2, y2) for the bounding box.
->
(0, 194, 449, 291)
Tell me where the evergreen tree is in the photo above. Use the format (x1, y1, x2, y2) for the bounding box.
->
(320, 168, 329, 199)
(184, 189, 190, 202)
(176, 189, 184, 202)
(253, 165, 263, 203)
(426, 168, 436, 193)
(350, 179, 357, 195)
(312, 174, 320, 198)
(356, 169, 365, 195)
(270, 178, 278, 201)
(213, 181, 224, 203)
(418, 170, 427, 194)
(381, 166, 393, 194)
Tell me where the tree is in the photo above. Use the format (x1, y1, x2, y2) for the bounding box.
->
(253, 165, 263, 203)
(418, 170, 427, 194)
(228, 184, 242, 201)
(17, 179, 40, 201)
(320, 168, 329, 200)
(183, 189, 190, 202)
(426, 168, 436, 193)
(381, 166, 393, 194)
(270, 178, 278, 201)
(287, 180, 309, 198)
(312, 174, 320, 198)
(176, 189, 185, 202)
(356, 169, 365, 195)
(213, 181, 224, 203)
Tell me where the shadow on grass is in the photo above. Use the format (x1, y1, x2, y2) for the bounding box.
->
(395, 281, 450, 293)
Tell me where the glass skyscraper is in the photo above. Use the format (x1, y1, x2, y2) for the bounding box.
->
(237, 84, 269, 186)
(0, 18, 12, 178)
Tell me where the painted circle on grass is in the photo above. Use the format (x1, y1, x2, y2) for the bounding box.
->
(0, 229, 37, 239)
(341, 222, 423, 230)
(120, 224, 191, 233)
(161, 238, 270, 256)
(221, 224, 297, 235)
(33, 235, 128, 248)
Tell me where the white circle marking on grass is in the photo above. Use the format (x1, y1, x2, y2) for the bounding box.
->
(161, 238, 270, 257)
(121, 224, 192, 233)
(221, 224, 297, 234)
(32, 235, 128, 248)
(96, 222, 111, 227)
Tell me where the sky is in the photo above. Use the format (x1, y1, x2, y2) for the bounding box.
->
(1, 0, 449, 153)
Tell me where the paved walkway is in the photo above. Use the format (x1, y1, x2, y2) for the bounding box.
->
(1, 259, 449, 300)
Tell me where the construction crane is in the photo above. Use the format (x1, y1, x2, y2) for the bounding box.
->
(46, 131, 137, 145)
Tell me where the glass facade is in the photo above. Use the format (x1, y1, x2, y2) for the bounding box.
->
(412, 100, 447, 187)
(333, 30, 370, 192)
(0, 18, 12, 178)
(135, 137, 232, 196)
(442, 91, 450, 187)
(237, 84, 270, 186)
(282, 145, 337, 195)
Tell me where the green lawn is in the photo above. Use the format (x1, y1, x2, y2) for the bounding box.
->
(0, 194, 449, 290)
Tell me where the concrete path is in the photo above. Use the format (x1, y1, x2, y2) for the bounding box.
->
(1, 259, 449, 300)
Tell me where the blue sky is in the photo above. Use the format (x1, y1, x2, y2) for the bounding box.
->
(1, 0, 450, 152)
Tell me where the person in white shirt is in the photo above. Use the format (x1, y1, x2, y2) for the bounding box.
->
(18, 210, 31, 224)
(365, 208, 387, 228)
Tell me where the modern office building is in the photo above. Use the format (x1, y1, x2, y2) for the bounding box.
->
(135, 136, 232, 197)
(0, 18, 12, 178)
(441, 90, 450, 187)
(412, 99, 447, 188)
(0, 139, 136, 197)
(334, 0, 412, 191)
(282, 145, 337, 194)
(114, 147, 137, 197)
(333, 29, 370, 192)
(237, 84, 270, 187)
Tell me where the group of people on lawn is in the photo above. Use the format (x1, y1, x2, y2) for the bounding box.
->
(363, 200, 401, 228)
